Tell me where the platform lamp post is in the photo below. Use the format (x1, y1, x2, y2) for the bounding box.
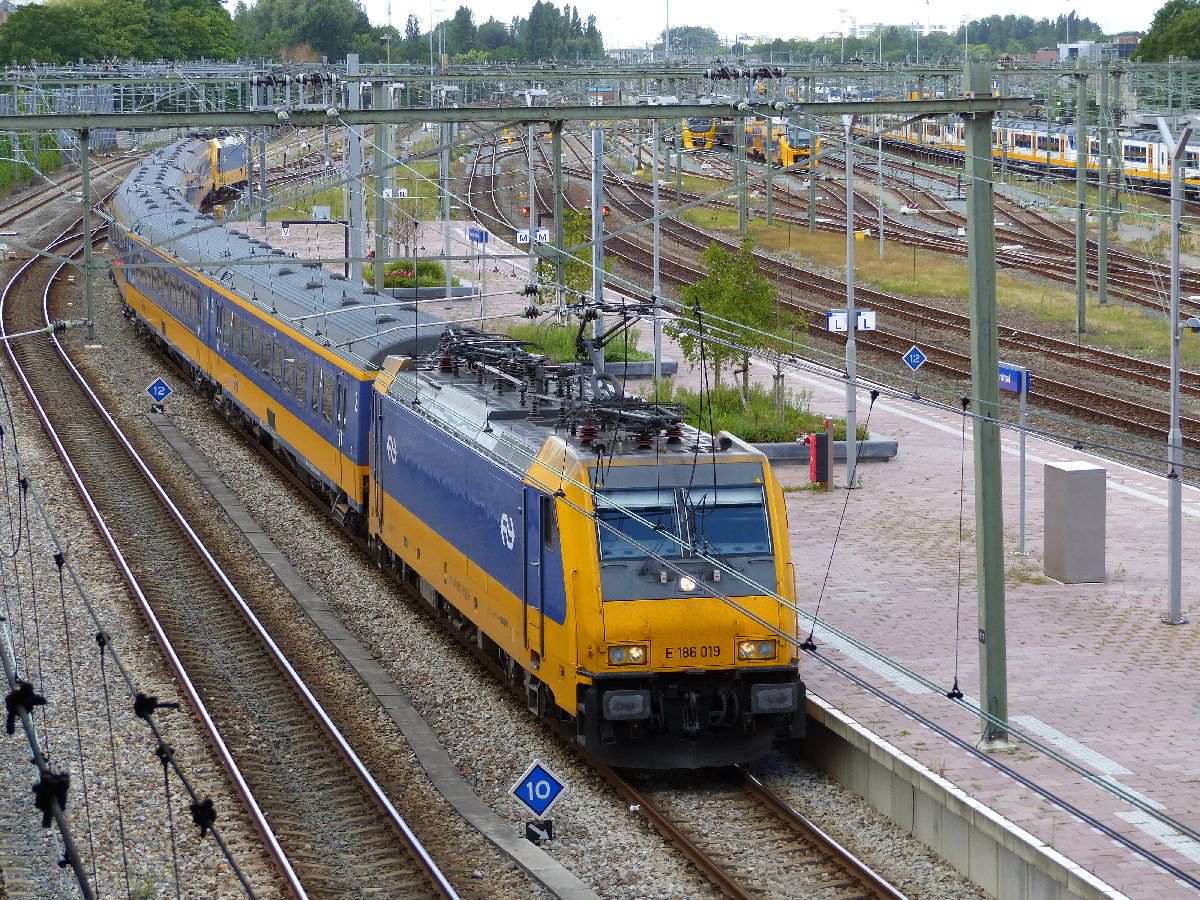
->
(1156, 115, 1197, 626)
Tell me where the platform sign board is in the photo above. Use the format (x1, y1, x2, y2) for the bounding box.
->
(902, 346, 928, 372)
(145, 378, 172, 403)
(509, 759, 567, 817)
(998, 362, 1030, 394)
(515, 229, 531, 245)
(468, 226, 489, 244)
(535, 227, 550, 244)
(825, 309, 876, 333)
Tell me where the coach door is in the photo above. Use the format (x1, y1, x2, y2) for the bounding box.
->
(523, 487, 545, 657)
(370, 403, 385, 534)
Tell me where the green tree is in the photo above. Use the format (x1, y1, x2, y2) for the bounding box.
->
(234, 0, 368, 60)
(446, 6, 475, 55)
(0, 0, 239, 64)
(1136, 0, 1200, 59)
(536, 208, 607, 299)
(670, 235, 800, 403)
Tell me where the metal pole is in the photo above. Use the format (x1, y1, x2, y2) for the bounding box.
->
(877, 128, 884, 259)
(81, 128, 94, 341)
(652, 116, 662, 383)
(736, 112, 747, 232)
(1019, 373, 1027, 555)
(258, 128, 267, 228)
(964, 60, 1008, 745)
(1075, 69, 1087, 335)
(1098, 61, 1109, 306)
(347, 53, 364, 284)
(552, 122, 564, 316)
(441, 122, 452, 305)
(373, 82, 387, 291)
(843, 115, 858, 488)
(808, 128, 817, 233)
(1110, 69, 1123, 233)
(527, 117, 536, 286)
(591, 127, 606, 377)
(765, 116, 773, 227)
(245, 126, 254, 209)
(1156, 115, 1192, 626)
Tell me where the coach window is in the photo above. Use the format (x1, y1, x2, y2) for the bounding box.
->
(321, 371, 334, 424)
(251, 326, 261, 368)
(273, 339, 283, 384)
(312, 368, 321, 415)
(1124, 144, 1146, 163)
(1015, 133, 1032, 150)
(283, 353, 294, 396)
(261, 334, 272, 377)
(297, 357, 308, 408)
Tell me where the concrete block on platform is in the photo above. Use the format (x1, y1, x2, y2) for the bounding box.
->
(1043, 461, 1106, 584)
(754, 437, 898, 463)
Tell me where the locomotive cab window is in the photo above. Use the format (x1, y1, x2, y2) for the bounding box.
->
(596, 489, 681, 560)
(685, 487, 771, 556)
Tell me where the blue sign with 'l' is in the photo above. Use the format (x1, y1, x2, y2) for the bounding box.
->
(145, 378, 172, 403)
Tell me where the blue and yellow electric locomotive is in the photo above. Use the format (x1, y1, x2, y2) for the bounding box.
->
(109, 138, 804, 768)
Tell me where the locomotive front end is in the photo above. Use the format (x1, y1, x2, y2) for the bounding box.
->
(568, 433, 804, 769)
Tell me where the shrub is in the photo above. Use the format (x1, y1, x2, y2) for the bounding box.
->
(649, 379, 865, 443)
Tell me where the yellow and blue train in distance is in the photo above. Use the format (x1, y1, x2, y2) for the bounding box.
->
(682, 116, 819, 168)
(109, 138, 806, 768)
(878, 116, 1200, 191)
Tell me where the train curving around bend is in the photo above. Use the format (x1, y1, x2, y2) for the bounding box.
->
(108, 135, 804, 768)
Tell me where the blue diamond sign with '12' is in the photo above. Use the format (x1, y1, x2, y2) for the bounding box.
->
(509, 759, 568, 817)
(903, 345, 928, 372)
(145, 378, 172, 403)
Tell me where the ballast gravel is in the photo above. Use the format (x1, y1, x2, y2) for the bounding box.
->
(0, 244, 996, 898)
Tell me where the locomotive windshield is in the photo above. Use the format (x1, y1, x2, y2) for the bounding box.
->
(596, 489, 681, 560)
(686, 118, 715, 131)
(685, 487, 771, 556)
(595, 486, 770, 560)
(787, 126, 812, 149)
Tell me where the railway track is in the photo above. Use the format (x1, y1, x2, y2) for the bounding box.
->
(602, 763, 907, 900)
(529, 132, 1200, 452)
(1, 217, 456, 896)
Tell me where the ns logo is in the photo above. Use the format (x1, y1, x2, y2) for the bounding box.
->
(385, 434, 398, 465)
(499, 513, 516, 550)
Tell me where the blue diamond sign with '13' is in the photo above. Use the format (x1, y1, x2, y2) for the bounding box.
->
(509, 759, 568, 817)
(902, 345, 928, 372)
(145, 378, 172, 403)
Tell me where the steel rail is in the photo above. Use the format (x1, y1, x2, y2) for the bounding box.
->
(4, 214, 459, 897)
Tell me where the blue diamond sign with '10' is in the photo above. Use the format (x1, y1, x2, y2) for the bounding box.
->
(903, 345, 928, 372)
(145, 378, 172, 403)
(509, 759, 568, 817)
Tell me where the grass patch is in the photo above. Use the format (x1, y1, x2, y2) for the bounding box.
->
(266, 159, 443, 222)
(649, 379, 864, 443)
(502, 322, 653, 363)
(363, 259, 459, 288)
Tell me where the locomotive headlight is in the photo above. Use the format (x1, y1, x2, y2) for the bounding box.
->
(678, 574, 698, 592)
(608, 644, 648, 666)
(739, 640, 777, 660)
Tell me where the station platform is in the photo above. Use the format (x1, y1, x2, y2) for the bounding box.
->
(236, 216, 1200, 896)
(770, 367, 1200, 899)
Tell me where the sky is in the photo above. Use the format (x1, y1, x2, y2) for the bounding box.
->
(357, 1, 1156, 50)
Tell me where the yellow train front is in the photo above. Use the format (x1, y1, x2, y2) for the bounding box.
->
(370, 331, 803, 768)
(745, 118, 820, 168)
